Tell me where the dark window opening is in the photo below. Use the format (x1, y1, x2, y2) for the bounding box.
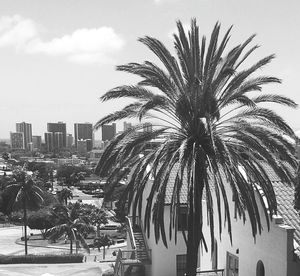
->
(256, 260, 265, 276)
(177, 207, 188, 231)
(176, 254, 186, 276)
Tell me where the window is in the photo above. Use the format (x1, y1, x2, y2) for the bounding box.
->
(256, 260, 265, 276)
(212, 239, 218, 270)
(176, 254, 186, 276)
(178, 207, 188, 231)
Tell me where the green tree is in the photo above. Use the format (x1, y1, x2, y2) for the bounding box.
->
(4, 169, 46, 255)
(46, 205, 92, 254)
(28, 208, 55, 239)
(56, 165, 89, 187)
(57, 188, 73, 205)
(90, 208, 109, 238)
(95, 20, 297, 276)
(93, 234, 114, 259)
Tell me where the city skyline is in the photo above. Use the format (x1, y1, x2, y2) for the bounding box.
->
(4, 120, 133, 145)
(1, 1, 300, 138)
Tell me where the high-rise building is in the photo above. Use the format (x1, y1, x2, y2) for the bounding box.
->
(10, 132, 24, 149)
(124, 121, 132, 131)
(32, 136, 42, 150)
(16, 122, 32, 150)
(54, 132, 64, 150)
(66, 134, 73, 148)
(77, 139, 88, 154)
(102, 123, 116, 141)
(47, 122, 67, 148)
(44, 132, 54, 152)
(74, 123, 93, 151)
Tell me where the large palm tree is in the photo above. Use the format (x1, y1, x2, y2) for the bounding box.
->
(95, 19, 297, 276)
(46, 204, 92, 254)
(4, 169, 45, 255)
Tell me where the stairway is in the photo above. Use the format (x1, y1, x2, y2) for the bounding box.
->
(113, 218, 150, 276)
(133, 228, 149, 261)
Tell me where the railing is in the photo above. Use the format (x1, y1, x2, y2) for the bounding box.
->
(125, 216, 136, 251)
(196, 269, 225, 276)
(114, 249, 122, 276)
(127, 215, 151, 262)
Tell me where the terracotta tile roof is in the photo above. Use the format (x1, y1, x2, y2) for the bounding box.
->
(163, 163, 300, 246)
(273, 182, 300, 243)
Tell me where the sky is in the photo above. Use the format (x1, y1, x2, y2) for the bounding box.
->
(0, 0, 300, 140)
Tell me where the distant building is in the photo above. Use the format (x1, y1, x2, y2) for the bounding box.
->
(10, 132, 24, 149)
(102, 123, 116, 141)
(77, 139, 88, 154)
(66, 134, 73, 148)
(143, 122, 152, 132)
(124, 121, 133, 131)
(74, 123, 93, 151)
(44, 132, 54, 152)
(32, 135, 42, 150)
(47, 122, 67, 148)
(16, 122, 32, 150)
(54, 132, 64, 150)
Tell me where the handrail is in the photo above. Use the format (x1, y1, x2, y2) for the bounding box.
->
(138, 219, 151, 261)
(196, 269, 225, 275)
(125, 216, 137, 252)
(114, 249, 122, 276)
(129, 215, 151, 262)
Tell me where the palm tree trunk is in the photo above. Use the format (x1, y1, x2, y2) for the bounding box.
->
(23, 198, 28, 255)
(185, 156, 205, 276)
(70, 239, 73, 254)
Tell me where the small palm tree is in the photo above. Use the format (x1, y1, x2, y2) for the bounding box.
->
(93, 234, 114, 259)
(5, 169, 45, 255)
(90, 208, 109, 238)
(46, 205, 92, 254)
(57, 188, 73, 205)
(95, 19, 297, 276)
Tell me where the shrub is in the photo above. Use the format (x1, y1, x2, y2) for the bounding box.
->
(0, 254, 84, 264)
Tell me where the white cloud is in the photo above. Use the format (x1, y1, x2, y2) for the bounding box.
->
(0, 15, 38, 49)
(0, 15, 125, 65)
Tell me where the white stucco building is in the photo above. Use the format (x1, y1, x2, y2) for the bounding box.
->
(116, 163, 300, 276)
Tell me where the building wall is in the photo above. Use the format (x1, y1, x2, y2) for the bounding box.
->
(200, 185, 300, 276)
(47, 122, 67, 147)
(10, 132, 24, 149)
(74, 123, 93, 150)
(134, 176, 300, 276)
(102, 123, 116, 141)
(16, 122, 32, 150)
(32, 135, 42, 150)
(44, 132, 54, 152)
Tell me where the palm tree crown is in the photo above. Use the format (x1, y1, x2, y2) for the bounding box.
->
(46, 204, 92, 254)
(5, 168, 45, 255)
(95, 19, 297, 276)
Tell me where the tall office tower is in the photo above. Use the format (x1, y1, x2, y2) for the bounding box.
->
(123, 121, 132, 131)
(74, 123, 93, 151)
(32, 136, 42, 150)
(143, 122, 153, 132)
(10, 132, 24, 149)
(47, 122, 67, 148)
(102, 123, 116, 141)
(77, 139, 87, 154)
(54, 132, 64, 150)
(44, 132, 54, 152)
(66, 134, 73, 148)
(16, 122, 32, 150)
